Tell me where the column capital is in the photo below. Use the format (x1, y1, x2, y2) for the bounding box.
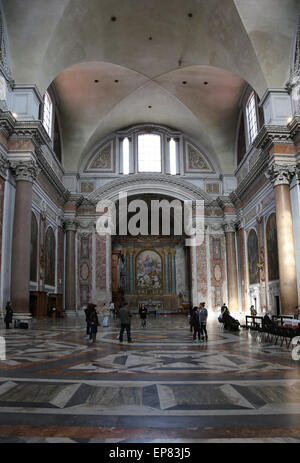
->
(10, 159, 39, 183)
(223, 221, 236, 234)
(63, 219, 78, 232)
(266, 163, 296, 186)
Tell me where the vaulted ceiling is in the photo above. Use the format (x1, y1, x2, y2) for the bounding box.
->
(2, 0, 299, 172)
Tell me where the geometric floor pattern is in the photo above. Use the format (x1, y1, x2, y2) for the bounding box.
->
(1, 313, 300, 443)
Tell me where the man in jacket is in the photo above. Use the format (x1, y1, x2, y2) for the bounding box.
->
(119, 302, 133, 343)
(199, 302, 208, 341)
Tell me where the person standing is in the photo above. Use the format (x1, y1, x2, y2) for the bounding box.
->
(102, 302, 110, 327)
(110, 301, 115, 318)
(119, 302, 133, 343)
(84, 303, 94, 336)
(139, 303, 148, 328)
(4, 301, 13, 329)
(88, 305, 99, 343)
(199, 302, 208, 341)
(191, 306, 202, 343)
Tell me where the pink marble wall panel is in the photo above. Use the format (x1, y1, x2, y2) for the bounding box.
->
(57, 226, 63, 294)
(0, 176, 5, 280)
(95, 233, 107, 306)
(210, 235, 225, 311)
(196, 237, 207, 304)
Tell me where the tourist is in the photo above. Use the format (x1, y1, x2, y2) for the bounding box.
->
(221, 302, 228, 314)
(188, 304, 193, 332)
(110, 300, 115, 318)
(4, 301, 13, 329)
(102, 302, 110, 327)
(155, 304, 160, 318)
(250, 305, 257, 316)
(139, 303, 148, 328)
(84, 303, 95, 336)
(88, 305, 99, 343)
(119, 302, 133, 343)
(199, 302, 208, 341)
(191, 307, 202, 343)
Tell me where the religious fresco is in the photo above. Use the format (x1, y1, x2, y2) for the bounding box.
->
(45, 227, 55, 287)
(247, 229, 259, 285)
(30, 212, 38, 282)
(266, 214, 279, 281)
(136, 250, 162, 293)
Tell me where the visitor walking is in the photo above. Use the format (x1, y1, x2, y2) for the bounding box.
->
(88, 305, 99, 343)
(4, 301, 13, 329)
(199, 302, 208, 341)
(119, 302, 133, 343)
(191, 306, 203, 344)
(139, 303, 148, 328)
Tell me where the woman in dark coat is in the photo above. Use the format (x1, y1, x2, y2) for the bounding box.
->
(88, 306, 99, 343)
(4, 301, 13, 329)
(191, 307, 203, 344)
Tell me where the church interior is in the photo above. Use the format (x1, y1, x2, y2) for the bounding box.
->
(0, 0, 300, 444)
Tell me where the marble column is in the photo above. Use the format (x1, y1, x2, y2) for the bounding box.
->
(10, 161, 39, 314)
(164, 249, 170, 294)
(267, 164, 298, 314)
(64, 220, 77, 314)
(171, 249, 176, 294)
(127, 247, 134, 293)
(106, 234, 112, 304)
(190, 244, 198, 306)
(224, 222, 239, 312)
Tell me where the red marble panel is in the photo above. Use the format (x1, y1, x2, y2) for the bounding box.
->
(95, 233, 106, 306)
(196, 237, 207, 304)
(0, 176, 5, 279)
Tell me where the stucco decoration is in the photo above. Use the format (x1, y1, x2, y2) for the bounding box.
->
(185, 142, 215, 173)
(84, 140, 114, 172)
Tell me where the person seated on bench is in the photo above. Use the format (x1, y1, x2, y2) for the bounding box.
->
(262, 311, 276, 328)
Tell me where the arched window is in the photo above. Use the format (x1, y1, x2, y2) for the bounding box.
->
(138, 134, 161, 172)
(245, 91, 258, 145)
(169, 138, 177, 175)
(30, 212, 38, 282)
(43, 91, 53, 138)
(122, 137, 130, 175)
(247, 229, 259, 285)
(237, 112, 246, 165)
(266, 214, 279, 281)
(45, 227, 56, 286)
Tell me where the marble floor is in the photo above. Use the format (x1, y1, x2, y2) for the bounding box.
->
(1, 313, 300, 443)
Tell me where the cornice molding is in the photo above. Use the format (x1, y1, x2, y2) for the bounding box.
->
(87, 173, 212, 204)
(0, 110, 16, 138)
